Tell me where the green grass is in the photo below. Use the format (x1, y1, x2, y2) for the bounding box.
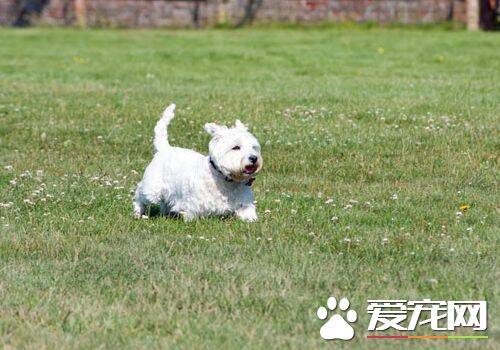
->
(0, 27, 498, 349)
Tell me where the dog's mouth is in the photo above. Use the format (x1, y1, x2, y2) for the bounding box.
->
(243, 165, 257, 175)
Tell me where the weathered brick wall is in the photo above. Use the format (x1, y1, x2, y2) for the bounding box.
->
(249, 0, 467, 23)
(82, 1, 209, 27)
(0, 0, 467, 27)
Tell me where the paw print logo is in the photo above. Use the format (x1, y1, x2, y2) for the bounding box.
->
(317, 296, 357, 340)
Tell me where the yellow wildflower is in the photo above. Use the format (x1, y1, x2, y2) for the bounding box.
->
(459, 204, 470, 212)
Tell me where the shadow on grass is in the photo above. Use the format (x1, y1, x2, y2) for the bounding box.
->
(143, 205, 233, 222)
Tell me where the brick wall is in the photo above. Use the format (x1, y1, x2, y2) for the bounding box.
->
(232, 0, 467, 24)
(0, 0, 467, 27)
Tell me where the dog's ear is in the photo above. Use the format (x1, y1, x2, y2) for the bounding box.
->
(204, 123, 227, 137)
(234, 119, 248, 131)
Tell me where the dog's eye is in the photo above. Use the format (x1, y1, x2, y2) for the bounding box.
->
(232, 146, 240, 150)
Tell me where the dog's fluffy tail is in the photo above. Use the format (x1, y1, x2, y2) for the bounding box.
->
(153, 103, 176, 153)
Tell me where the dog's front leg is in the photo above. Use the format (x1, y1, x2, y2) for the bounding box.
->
(235, 204, 258, 222)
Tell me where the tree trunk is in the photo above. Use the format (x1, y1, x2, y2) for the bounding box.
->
(467, 0, 479, 30)
(75, 0, 87, 27)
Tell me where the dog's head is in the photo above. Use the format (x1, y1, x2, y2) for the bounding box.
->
(204, 120, 263, 182)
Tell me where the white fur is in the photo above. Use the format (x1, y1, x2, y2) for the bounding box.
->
(133, 104, 263, 222)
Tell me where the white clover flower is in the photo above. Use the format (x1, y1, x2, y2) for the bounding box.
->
(9, 179, 17, 186)
(331, 216, 338, 222)
(4, 165, 13, 171)
(391, 194, 398, 200)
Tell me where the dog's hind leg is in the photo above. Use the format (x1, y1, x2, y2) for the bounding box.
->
(133, 185, 147, 218)
(160, 202, 170, 216)
(133, 197, 146, 218)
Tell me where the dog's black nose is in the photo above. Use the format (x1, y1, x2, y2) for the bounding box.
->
(249, 155, 258, 164)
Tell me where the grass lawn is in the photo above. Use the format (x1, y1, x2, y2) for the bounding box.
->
(0, 27, 498, 349)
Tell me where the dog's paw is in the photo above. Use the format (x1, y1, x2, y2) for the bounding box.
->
(236, 207, 258, 222)
(242, 215, 258, 222)
(180, 211, 195, 222)
(134, 214, 148, 219)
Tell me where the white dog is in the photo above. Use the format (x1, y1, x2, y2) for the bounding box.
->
(133, 104, 263, 222)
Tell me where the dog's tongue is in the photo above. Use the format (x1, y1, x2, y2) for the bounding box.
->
(244, 165, 256, 174)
